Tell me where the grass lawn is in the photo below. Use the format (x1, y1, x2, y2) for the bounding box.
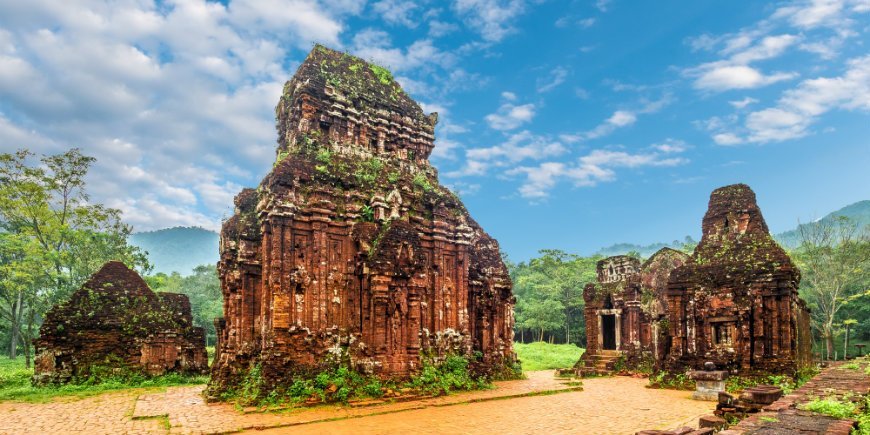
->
(515, 342, 584, 371)
(0, 355, 208, 402)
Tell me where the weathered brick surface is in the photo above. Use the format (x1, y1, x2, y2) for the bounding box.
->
(33, 261, 208, 384)
(209, 45, 515, 397)
(665, 184, 813, 374)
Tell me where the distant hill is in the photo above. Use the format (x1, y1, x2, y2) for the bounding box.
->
(129, 227, 219, 275)
(594, 237, 696, 258)
(775, 200, 870, 248)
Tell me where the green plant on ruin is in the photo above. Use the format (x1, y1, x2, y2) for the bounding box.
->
(369, 64, 394, 85)
(359, 205, 375, 222)
(800, 397, 858, 419)
(648, 370, 695, 390)
(413, 173, 433, 192)
(404, 353, 490, 396)
(354, 157, 383, 186)
(759, 416, 779, 423)
(387, 170, 400, 184)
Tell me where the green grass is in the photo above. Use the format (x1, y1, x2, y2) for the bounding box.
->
(514, 342, 584, 371)
(0, 355, 208, 402)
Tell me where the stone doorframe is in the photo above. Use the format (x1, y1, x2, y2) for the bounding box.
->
(597, 308, 622, 351)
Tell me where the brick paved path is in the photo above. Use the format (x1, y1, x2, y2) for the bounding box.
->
(0, 372, 714, 434)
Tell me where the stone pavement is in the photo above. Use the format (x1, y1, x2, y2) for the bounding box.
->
(0, 371, 715, 434)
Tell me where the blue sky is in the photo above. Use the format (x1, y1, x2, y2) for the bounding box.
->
(0, 0, 868, 261)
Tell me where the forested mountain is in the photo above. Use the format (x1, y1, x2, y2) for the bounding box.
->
(594, 237, 696, 258)
(129, 227, 219, 274)
(775, 200, 870, 248)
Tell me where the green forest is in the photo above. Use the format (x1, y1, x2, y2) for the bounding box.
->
(2, 149, 869, 368)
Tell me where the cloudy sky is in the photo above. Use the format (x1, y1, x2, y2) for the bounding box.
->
(1, 0, 868, 260)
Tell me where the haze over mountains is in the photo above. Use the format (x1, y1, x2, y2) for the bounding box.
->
(130, 201, 870, 275)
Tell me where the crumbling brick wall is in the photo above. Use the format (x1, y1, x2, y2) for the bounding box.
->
(665, 184, 812, 374)
(208, 45, 516, 398)
(33, 261, 208, 385)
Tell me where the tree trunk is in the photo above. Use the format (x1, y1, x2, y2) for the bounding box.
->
(540, 327, 544, 342)
(9, 291, 22, 360)
(24, 306, 35, 369)
(844, 325, 850, 360)
(825, 327, 834, 360)
(566, 316, 570, 345)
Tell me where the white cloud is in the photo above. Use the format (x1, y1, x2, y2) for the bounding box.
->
(595, 0, 612, 12)
(652, 139, 689, 153)
(729, 97, 759, 109)
(351, 30, 456, 72)
(772, 0, 859, 29)
(484, 95, 536, 130)
(694, 65, 797, 91)
(712, 132, 744, 145)
(466, 130, 565, 163)
(508, 147, 688, 199)
(0, 0, 372, 231)
(448, 131, 566, 178)
(554, 16, 596, 28)
(452, 0, 526, 42)
(708, 55, 870, 144)
(575, 110, 636, 141)
(372, 0, 420, 28)
(536, 66, 568, 93)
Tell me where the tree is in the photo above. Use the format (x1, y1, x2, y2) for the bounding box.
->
(511, 250, 598, 345)
(795, 216, 870, 360)
(0, 148, 150, 365)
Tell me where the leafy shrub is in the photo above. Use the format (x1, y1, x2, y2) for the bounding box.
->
(405, 355, 489, 396)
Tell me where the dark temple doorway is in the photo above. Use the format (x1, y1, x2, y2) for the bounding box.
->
(602, 314, 617, 350)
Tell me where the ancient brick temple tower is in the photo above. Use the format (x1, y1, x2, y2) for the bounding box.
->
(209, 45, 515, 396)
(665, 184, 813, 374)
(33, 261, 208, 385)
(574, 249, 688, 375)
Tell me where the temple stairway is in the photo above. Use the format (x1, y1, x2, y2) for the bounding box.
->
(560, 349, 623, 377)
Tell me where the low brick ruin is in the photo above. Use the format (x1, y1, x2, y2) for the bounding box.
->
(576, 184, 812, 377)
(665, 184, 813, 374)
(33, 261, 208, 385)
(573, 249, 689, 375)
(208, 45, 516, 398)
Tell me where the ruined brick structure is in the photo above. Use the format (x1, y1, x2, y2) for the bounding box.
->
(209, 45, 515, 397)
(665, 184, 813, 374)
(33, 261, 208, 385)
(576, 249, 689, 374)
